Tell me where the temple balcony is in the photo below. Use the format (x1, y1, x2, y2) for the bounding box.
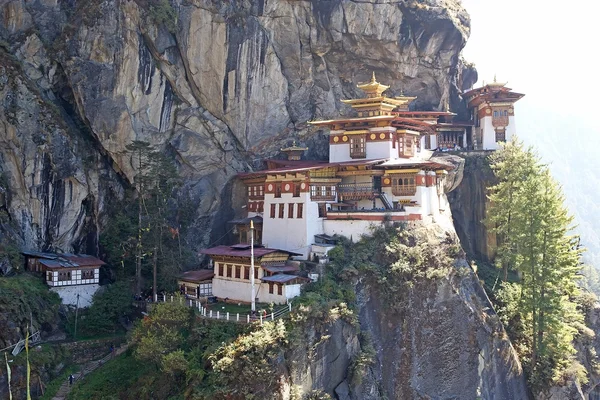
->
(337, 183, 377, 200)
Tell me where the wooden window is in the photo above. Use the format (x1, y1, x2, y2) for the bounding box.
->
(235, 265, 241, 279)
(278, 203, 284, 219)
(310, 185, 336, 201)
(254, 268, 259, 279)
(277, 284, 283, 295)
(404, 137, 414, 157)
(424, 135, 431, 150)
(244, 266, 250, 280)
(349, 135, 366, 158)
(288, 203, 294, 218)
(270, 204, 276, 218)
(227, 264, 233, 278)
(58, 271, 71, 281)
(82, 270, 94, 279)
(269, 282, 274, 294)
(297, 203, 303, 219)
(218, 263, 224, 276)
(46, 271, 52, 281)
(293, 184, 301, 197)
(318, 203, 327, 218)
(495, 130, 506, 142)
(391, 175, 417, 196)
(275, 184, 281, 198)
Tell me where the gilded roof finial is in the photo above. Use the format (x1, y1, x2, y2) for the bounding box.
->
(371, 71, 377, 84)
(493, 74, 497, 83)
(444, 100, 450, 112)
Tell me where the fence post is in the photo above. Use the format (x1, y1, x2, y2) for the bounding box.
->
(209, 310, 213, 318)
(237, 313, 239, 322)
(198, 302, 201, 312)
(247, 315, 250, 323)
(154, 293, 157, 302)
(226, 312, 229, 321)
(217, 311, 220, 319)
(189, 299, 192, 307)
(271, 312, 274, 321)
(260, 314, 263, 325)
(170, 295, 173, 302)
(288, 303, 292, 312)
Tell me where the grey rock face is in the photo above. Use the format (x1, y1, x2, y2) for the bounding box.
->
(279, 264, 530, 399)
(447, 153, 497, 262)
(0, 0, 472, 254)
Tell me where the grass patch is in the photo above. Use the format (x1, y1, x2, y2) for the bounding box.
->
(68, 349, 153, 400)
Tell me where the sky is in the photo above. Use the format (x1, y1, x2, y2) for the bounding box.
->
(461, 0, 600, 118)
(461, 0, 600, 263)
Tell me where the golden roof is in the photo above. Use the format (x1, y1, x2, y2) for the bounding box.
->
(280, 141, 308, 152)
(357, 72, 390, 98)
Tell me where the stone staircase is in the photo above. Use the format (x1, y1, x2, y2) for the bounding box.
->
(52, 343, 129, 400)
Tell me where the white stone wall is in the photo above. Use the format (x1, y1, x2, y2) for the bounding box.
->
(330, 144, 350, 163)
(285, 284, 302, 300)
(365, 141, 395, 160)
(212, 278, 292, 304)
(480, 117, 495, 150)
(51, 284, 101, 307)
(323, 219, 379, 242)
(506, 115, 517, 143)
(262, 191, 325, 258)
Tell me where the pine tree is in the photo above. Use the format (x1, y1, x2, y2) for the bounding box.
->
(124, 141, 181, 296)
(487, 139, 584, 389)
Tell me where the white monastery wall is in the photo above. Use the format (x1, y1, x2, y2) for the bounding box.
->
(51, 284, 100, 307)
(365, 141, 394, 160)
(506, 115, 517, 143)
(263, 192, 323, 258)
(285, 284, 302, 300)
(213, 278, 290, 304)
(481, 117, 498, 150)
(324, 219, 378, 242)
(329, 144, 350, 163)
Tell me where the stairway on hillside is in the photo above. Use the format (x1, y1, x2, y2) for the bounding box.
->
(52, 343, 129, 400)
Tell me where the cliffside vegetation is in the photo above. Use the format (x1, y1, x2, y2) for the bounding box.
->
(100, 141, 196, 293)
(0, 274, 61, 348)
(486, 139, 589, 391)
(69, 223, 479, 399)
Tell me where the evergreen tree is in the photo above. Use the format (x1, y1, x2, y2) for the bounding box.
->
(121, 141, 182, 296)
(487, 139, 584, 389)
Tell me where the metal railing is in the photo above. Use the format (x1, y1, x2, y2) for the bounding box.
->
(149, 294, 293, 325)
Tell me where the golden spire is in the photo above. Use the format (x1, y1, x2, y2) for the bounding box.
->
(356, 72, 389, 98)
(444, 100, 450, 112)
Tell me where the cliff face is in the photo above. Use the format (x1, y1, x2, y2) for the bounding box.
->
(280, 224, 529, 400)
(0, 0, 475, 255)
(447, 153, 497, 262)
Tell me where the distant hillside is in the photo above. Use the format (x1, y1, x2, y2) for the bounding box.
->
(519, 105, 600, 268)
